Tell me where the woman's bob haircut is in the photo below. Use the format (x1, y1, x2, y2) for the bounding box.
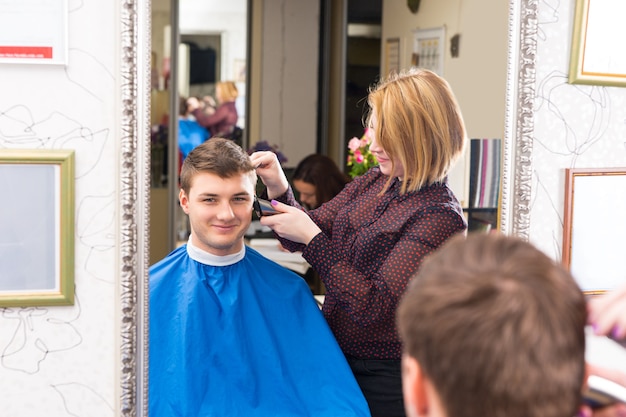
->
(366, 68, 467, 194)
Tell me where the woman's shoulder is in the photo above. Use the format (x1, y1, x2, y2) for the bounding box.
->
(347, 167, 385, 189)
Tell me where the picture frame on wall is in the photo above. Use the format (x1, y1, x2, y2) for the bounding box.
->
(411, 26, 445, 76)
(562, 167, 626, 294)
(0, 149, 75, 306)
(568, 0, 626, 87)
(0, 0, 68, 65)
(384, 37, 400, 76)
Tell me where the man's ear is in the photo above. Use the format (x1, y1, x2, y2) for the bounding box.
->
(402, 354, 429, 417)
(179, 189, 190, 214)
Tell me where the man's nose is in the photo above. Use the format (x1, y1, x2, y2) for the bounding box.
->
(216, 201, 235, 219)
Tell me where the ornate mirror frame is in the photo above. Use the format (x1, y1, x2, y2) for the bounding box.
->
(120, 0, 538, 414)
(120, 0, 151, 415)
(500, 0, 536, 240)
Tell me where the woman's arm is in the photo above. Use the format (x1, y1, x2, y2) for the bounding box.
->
(192, 103, 230, 129)
(304, 207, 466, 326)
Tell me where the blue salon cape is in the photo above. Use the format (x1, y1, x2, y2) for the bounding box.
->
(178, 118, 209, 159)
(149, 242, 371, 417)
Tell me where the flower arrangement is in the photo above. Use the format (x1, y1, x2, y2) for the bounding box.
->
(346, 128, 377, 178)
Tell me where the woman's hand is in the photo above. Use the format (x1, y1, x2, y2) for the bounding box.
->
(588, 284, 626, 339)
(249, 151, 289, 198)
(187, 96, 200, 111)
(259, 200, 321, 245)
(580, 364, 626, 417)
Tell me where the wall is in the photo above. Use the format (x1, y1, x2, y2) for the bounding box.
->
(381, 0, 509, 205)
(151, 0, 247, 91)
(529, 0, 626, 260)
(256, 0, 320, 166)
(0, 2, 120, 416)
(179, 0, 247, 96)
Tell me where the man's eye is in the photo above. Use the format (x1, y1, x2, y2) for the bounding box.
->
(203, 198, 216, 203)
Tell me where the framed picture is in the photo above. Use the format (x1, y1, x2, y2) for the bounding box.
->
(412, 26, 445, 76)
(562, 168, 626, 294)
(0, 0, 68, 65)
(568, 0, 626, 87)
(384, 38, 400, 76)
(0, 149, 75, 306)
(233, 58, 246, 83)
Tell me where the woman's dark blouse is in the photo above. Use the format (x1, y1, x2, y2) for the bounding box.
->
(192, 101, 238, 137)
(277, 167, 467, 360)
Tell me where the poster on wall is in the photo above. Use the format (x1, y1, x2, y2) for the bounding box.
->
(412, 27, 445, 76)
(0, 0, 68, 65)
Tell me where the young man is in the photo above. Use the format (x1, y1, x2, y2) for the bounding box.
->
(397, 233, 587, 417)
(149, 138, 370, 417)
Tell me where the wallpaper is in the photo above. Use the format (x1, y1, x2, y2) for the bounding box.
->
(0, 2, 118, 416)
(530, 0, 626, 264)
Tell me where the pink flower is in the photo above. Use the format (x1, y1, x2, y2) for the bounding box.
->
(348, 137, 362, 152)
(355, 150, 364, 163)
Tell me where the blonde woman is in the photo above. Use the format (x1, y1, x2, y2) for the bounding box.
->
(188, 81, 238, 137)
(251, 68, 468, 417)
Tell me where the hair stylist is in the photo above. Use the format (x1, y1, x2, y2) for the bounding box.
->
(250, 68, 468, 417)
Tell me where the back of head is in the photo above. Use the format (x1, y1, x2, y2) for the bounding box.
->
(367, 68, 466, 193)
(217, 81, 239, 102)
(397, 232, 586, 417)
(293, 154, 350, 206)
(180, 138, 255, 194)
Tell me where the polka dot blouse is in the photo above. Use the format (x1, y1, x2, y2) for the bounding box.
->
(277, 167, 467, 360)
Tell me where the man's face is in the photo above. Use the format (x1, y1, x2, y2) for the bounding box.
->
(179, 171, 254, 256)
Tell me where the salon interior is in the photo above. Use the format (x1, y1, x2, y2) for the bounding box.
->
(150, 0, 508, 294)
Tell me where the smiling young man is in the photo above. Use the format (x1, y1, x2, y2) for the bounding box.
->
(149, 138, 370, 417)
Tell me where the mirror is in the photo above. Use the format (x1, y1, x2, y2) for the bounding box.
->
(149, 0, 249, 263)
(124, 0, 538, 414)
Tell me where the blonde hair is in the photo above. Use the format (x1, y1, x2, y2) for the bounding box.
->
(217, 81, 239, 102)
(366, 68, 467, 194)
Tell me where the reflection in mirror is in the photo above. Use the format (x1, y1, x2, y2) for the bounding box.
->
(132, 0, 539, 414)
(149, 0, 249, 264)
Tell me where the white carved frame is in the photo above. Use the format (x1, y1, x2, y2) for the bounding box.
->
(500, 0, 536, 240)
(120, 0, 151, 415)
(122, 0, 537, 414)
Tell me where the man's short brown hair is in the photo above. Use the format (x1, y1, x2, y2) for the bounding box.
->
(397, 232, 587, 417)
(179, 138, 256, 195)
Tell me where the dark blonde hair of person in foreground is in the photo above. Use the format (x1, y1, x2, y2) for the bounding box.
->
(397, 232, 587, 417)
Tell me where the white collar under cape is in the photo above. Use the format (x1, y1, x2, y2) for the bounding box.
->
(186, 235, 246, 266)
